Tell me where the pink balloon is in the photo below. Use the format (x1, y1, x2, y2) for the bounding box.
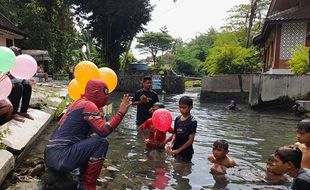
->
(10, 54, 37, 79)
(152, 109, 172, 132)
(0, 74, 12, 100)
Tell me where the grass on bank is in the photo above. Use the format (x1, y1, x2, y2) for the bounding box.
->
(185, 80, 201, 88)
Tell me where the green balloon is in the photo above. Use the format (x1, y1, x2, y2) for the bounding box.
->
(0, 46, 16, 73)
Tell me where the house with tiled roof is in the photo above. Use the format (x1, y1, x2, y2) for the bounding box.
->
(0, 12, 27, 47)
(253, 0, 310, 74)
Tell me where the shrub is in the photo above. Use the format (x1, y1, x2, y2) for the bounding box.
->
(0, 128, 10, 149)
(288, 45, 309, 74)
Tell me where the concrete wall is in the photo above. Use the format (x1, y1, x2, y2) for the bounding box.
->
(116, 71, 185, 94)
(200, 74, 252, 102)
(249, 74, 310, 108)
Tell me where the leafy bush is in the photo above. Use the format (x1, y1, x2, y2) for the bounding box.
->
(185, 80, 201, 87)
(204, 45, 260, 75)
(288, 45, 309, 74)
(0, 128, 10, 149)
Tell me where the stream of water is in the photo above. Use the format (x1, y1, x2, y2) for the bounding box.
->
(5, 87, 302, 190)
(101, 88, 299, 190)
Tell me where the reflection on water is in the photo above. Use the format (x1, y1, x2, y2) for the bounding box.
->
(103, 88, 299, 190)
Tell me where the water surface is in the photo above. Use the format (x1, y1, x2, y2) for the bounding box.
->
(102, 88, 299, 190)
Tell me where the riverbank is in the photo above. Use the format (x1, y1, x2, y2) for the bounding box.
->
(0, 80, 68, 189)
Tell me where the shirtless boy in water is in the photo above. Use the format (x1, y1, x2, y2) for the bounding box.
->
(295, 120, 310, 168)
(265, 155, 287, 184)
(208, 139, 236, 175)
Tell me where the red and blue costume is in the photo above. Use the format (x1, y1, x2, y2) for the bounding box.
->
(45, 79, 124, 190)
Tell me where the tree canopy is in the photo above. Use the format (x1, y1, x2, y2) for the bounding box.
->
(136, 31, 174, 65)
(70, 0, 152, 70)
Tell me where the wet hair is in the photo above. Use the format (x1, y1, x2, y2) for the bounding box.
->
(143, 76, 152, 83)
(297, 120, 310, 134)
(267, 154, 275, 162)
(213, 139, 229, 151)
(275, 146, 302, 169)
(153, 102, 165, 108)
(179, 96, 193, 107)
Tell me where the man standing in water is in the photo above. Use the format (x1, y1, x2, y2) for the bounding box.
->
(45, 79, 131, 190)
(133, 76, 159, 126)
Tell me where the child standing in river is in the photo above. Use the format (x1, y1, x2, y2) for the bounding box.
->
(167, 96, 197, 162)
(295, 120, 310, 168)
(139, 102, 174, 150)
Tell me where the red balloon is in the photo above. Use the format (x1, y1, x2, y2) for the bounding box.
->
(152, 109, 172, 132)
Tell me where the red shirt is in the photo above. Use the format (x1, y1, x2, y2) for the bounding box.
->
(140, 118, 174, 149)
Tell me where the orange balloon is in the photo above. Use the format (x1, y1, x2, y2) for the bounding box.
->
(68, 79, 86, 100)
(99, 67, 118, 93)
(74, 61, 100, 84)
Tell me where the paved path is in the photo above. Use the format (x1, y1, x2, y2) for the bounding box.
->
(0, 80, 68, 187)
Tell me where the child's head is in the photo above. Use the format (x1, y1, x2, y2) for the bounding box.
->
(150, 102, 165, 114)
(212, 140, 229, 159)
(272, 146, 302, 175)
(230, 100, 236, 106)
(178, 96, 193, 115)
(143, 76, 152, 90)
(297, 120, 310, 144)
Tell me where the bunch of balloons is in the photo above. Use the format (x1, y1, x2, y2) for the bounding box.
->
(152, 109, 173, 132)
(68, 61, 118, 100)
(0, 46, 37, 100)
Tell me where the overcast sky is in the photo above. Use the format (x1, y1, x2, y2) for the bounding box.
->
(132, 0, 249, 60)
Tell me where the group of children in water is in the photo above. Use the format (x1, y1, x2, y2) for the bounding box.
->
(136, 96, 310, 189)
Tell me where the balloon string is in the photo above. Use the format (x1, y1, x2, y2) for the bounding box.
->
(0, 73, 8, 82)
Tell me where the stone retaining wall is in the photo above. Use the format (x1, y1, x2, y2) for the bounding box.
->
(116, 71, 185, 94)
(249, 74, 310, 109)
(200, 74, 252, 102)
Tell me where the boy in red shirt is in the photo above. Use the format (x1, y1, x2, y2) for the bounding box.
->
(139, 102, 174, 150)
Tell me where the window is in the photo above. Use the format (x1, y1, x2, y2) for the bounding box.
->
(6, 39, 13, 47)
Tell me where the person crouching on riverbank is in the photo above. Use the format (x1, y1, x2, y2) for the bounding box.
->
(138, 102, 174, 150)
(295, 120, 310, 169)
(44, 79, 131, 190)
(0, 99, 13, 125)
(167, 96, 197, 162)
(208, 139, 236, 175)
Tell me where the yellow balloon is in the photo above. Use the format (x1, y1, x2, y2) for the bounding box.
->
(74, 61, 100, 84)
(68, 79, 86, 100)
(98, 67, 118, 93)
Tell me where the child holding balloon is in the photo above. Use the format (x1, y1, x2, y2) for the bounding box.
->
(167, 96, 197, 162)
(139, 102, 174, 150)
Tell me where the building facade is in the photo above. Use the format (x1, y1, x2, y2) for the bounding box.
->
(253, 0, 310, 74)
(0, 13, 27, 47)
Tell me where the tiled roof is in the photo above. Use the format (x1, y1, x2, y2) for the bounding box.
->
(253, 6, 310, 45)
(0, 12, 27, 37)
(266, 6, 310, 22)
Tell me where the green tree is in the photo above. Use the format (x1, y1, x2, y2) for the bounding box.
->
(204, 32, 260, 75)
(222, 0, 270, 47)
(70, 30, 101, 67)
(119, 51, 137, 70)
(172, 28, 218, 75)
(288, 45, 309, 74)
(69, 0, 152, 70)
(136, 31, 174, 65)
(1, 0, 76, 72)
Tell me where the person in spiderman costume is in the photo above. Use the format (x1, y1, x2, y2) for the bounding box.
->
(44, 79, 131, 190)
